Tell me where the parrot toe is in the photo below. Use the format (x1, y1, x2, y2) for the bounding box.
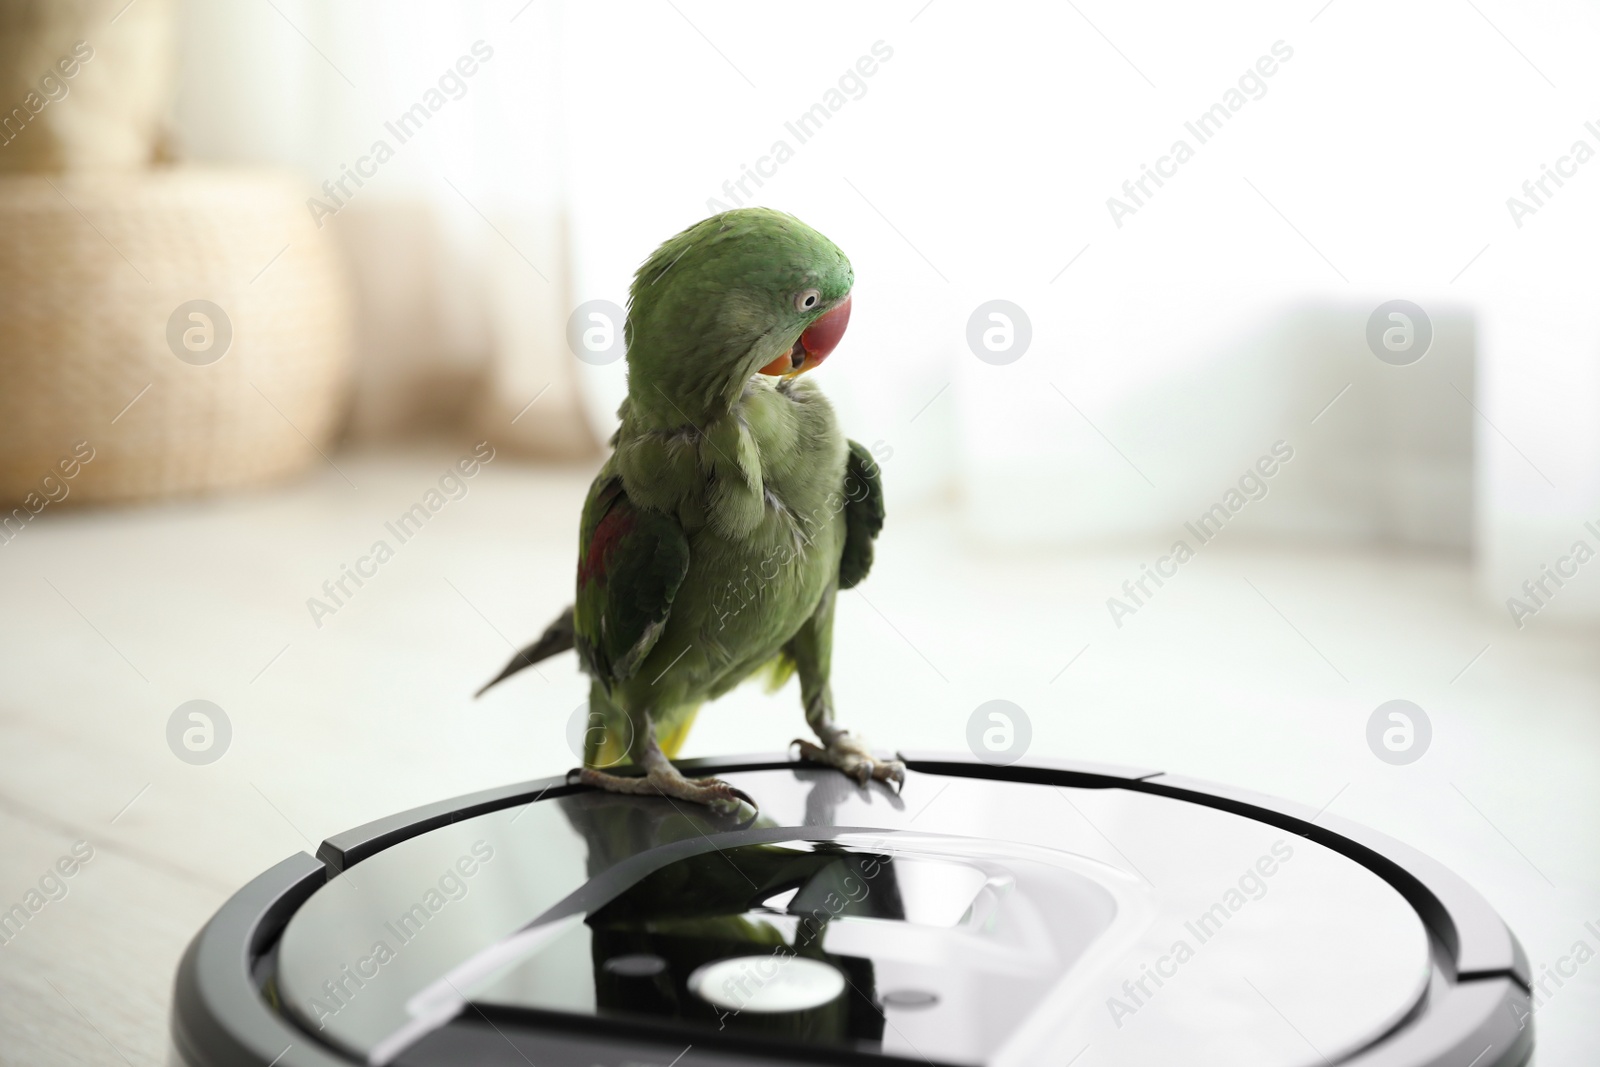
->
(686, 775, 760, 812)
(569, 765, 759, 817)
(881, 761, 907, 793)
(792, 735, 906, 794)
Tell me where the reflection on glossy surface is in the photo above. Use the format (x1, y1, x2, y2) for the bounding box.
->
(273, 766, 1432, 1067)
(474, 832, 1123, 1061)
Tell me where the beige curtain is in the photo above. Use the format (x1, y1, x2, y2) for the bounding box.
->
(168, 0, 596, 459)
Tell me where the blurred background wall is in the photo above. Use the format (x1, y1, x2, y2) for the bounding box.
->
(63, 0, 1600, 619)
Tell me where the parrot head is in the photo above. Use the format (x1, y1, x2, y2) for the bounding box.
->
(625, 207, 854, 418)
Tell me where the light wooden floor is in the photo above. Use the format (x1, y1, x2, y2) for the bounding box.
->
(1, 446, 1595, 1065)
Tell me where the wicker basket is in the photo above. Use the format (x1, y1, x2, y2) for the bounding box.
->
(0, 0, 175, 172)
(0, 168, 353, 506)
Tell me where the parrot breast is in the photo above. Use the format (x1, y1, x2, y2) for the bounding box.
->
(612, 378, 849, 707)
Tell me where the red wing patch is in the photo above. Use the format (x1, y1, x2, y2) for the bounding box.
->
(579, 504, 635, 588)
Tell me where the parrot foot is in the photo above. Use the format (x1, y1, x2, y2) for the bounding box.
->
(792, 734, 906, 792)
(568, 765, 758, 815)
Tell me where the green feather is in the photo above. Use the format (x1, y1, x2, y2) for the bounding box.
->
(839, 440, 885, 590)
(555, 208, 881, 767)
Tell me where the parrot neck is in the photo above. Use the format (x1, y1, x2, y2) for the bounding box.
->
(625, 338, 767, 432)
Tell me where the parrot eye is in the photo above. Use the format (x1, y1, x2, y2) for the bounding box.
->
(795, 288, 822, 312)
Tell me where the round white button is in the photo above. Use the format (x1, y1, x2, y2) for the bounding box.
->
(688, 955, 845, 1014)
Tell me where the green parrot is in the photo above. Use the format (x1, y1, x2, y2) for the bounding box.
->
(478, 207, 899, 809)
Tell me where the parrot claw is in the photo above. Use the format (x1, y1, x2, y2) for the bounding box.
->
(792, 735, 907, 794)
(568, 765, 759, 818)
(686, 775, 760, 814)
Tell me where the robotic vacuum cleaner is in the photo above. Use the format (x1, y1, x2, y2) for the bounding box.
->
(171, 754, 1533, 1067)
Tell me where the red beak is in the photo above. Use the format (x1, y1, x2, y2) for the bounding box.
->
(759, 294, 853, 377)
(798, 293, 852, 367)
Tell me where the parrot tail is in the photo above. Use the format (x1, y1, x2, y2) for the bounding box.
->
(474, 606, 575, 697)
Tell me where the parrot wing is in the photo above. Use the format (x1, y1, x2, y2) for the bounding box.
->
(837, 440, 885, 590)
(574, 476, 692, 686)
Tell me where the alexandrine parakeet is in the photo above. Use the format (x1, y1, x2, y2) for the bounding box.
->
(478, 207, 899, 809)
